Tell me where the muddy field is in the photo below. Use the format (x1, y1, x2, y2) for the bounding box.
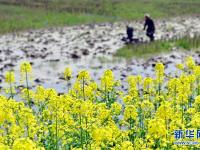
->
(0, 16, 200, 92)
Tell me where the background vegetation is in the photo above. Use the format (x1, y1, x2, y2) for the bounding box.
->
(0, 0, 200, 33)
(116, 35, 200, 58)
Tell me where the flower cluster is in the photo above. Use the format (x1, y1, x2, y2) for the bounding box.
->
(0, 56, 200, 149)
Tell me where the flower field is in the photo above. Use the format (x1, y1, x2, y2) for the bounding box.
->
(1, 56, 200, 150)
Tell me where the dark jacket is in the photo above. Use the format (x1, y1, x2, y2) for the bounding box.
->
(127, 26, 133, 39)
(144, 18, 155, 33)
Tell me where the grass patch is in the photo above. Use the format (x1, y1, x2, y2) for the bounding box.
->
(115, 35, 200, 59)
(0, 5, 115, 34)
(0, 0, 200, 33)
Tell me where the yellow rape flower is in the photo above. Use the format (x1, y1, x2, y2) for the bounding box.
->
(21, 88, 34, 101)
(155, 62, 165, 83)
(156, 101, 173, 120)
(143, 77, 153, 91)
(12, 138, 38, 150)
(123, 95, 133, 105)
(78, 70, 90, 81)
(176, 63, 184, 70)
(186, 108, 196, 115)
(193, 66, 200, 77)
(64, 67, 72, 80)
(141, 100, 154, 117)
(124, 105, 137, 121)
(194, 95, 200, 111)
(20, 61, 32, 74)
(127, 75, 142, 88)
(92, 127, 113, 146)
(121, 141, 134, 150)
(5, 71, 15, 83)
(0, 143, 10, 150)
(111, 102, 122, 116)
(80, 100, 94, 117)
(186, 56, 195, 70)
(190, 112, 200, 128)
(148, 118, 167, 139)
(101, 70, 115, 92)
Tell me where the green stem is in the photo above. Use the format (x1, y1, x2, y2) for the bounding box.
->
(85, 117, 88, 149)
(105, 84, 107, 104)
(82, 78, 85, 101)
(26, 117, 29, 137)
(25, 69, 31, 108)
(197, 77, 200, 95)
(67, 80, 69, 93)
(158, 72, 161, 96)
(9, 81, 13, 99)
(181, 98, 184, 124)
(80, 115, 83, 150)
(173, 85, 177, 112)
(55, 101, 58, 150)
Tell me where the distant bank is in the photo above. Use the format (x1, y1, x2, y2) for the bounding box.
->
(0, 0, 200, 34)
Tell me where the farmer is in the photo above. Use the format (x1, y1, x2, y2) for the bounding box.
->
(122, 25, 134, 43)
(143, 14, 155, 41)
(122, 25, 134, 44)
(126, 25, 134, 43)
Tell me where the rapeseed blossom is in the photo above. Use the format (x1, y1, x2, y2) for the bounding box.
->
(78, 70, 90, 81)
(4, 71, 16, 98)
(5, 71, 15, 83)
(20, 61, 32, 74)
(0, 57, 200, 149)
(186, 56, 195, 70)
(124, 105, 137, 121)
(64, 67, 72, 81)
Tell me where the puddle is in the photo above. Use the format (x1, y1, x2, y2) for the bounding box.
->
(0, 16, 200, 92)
